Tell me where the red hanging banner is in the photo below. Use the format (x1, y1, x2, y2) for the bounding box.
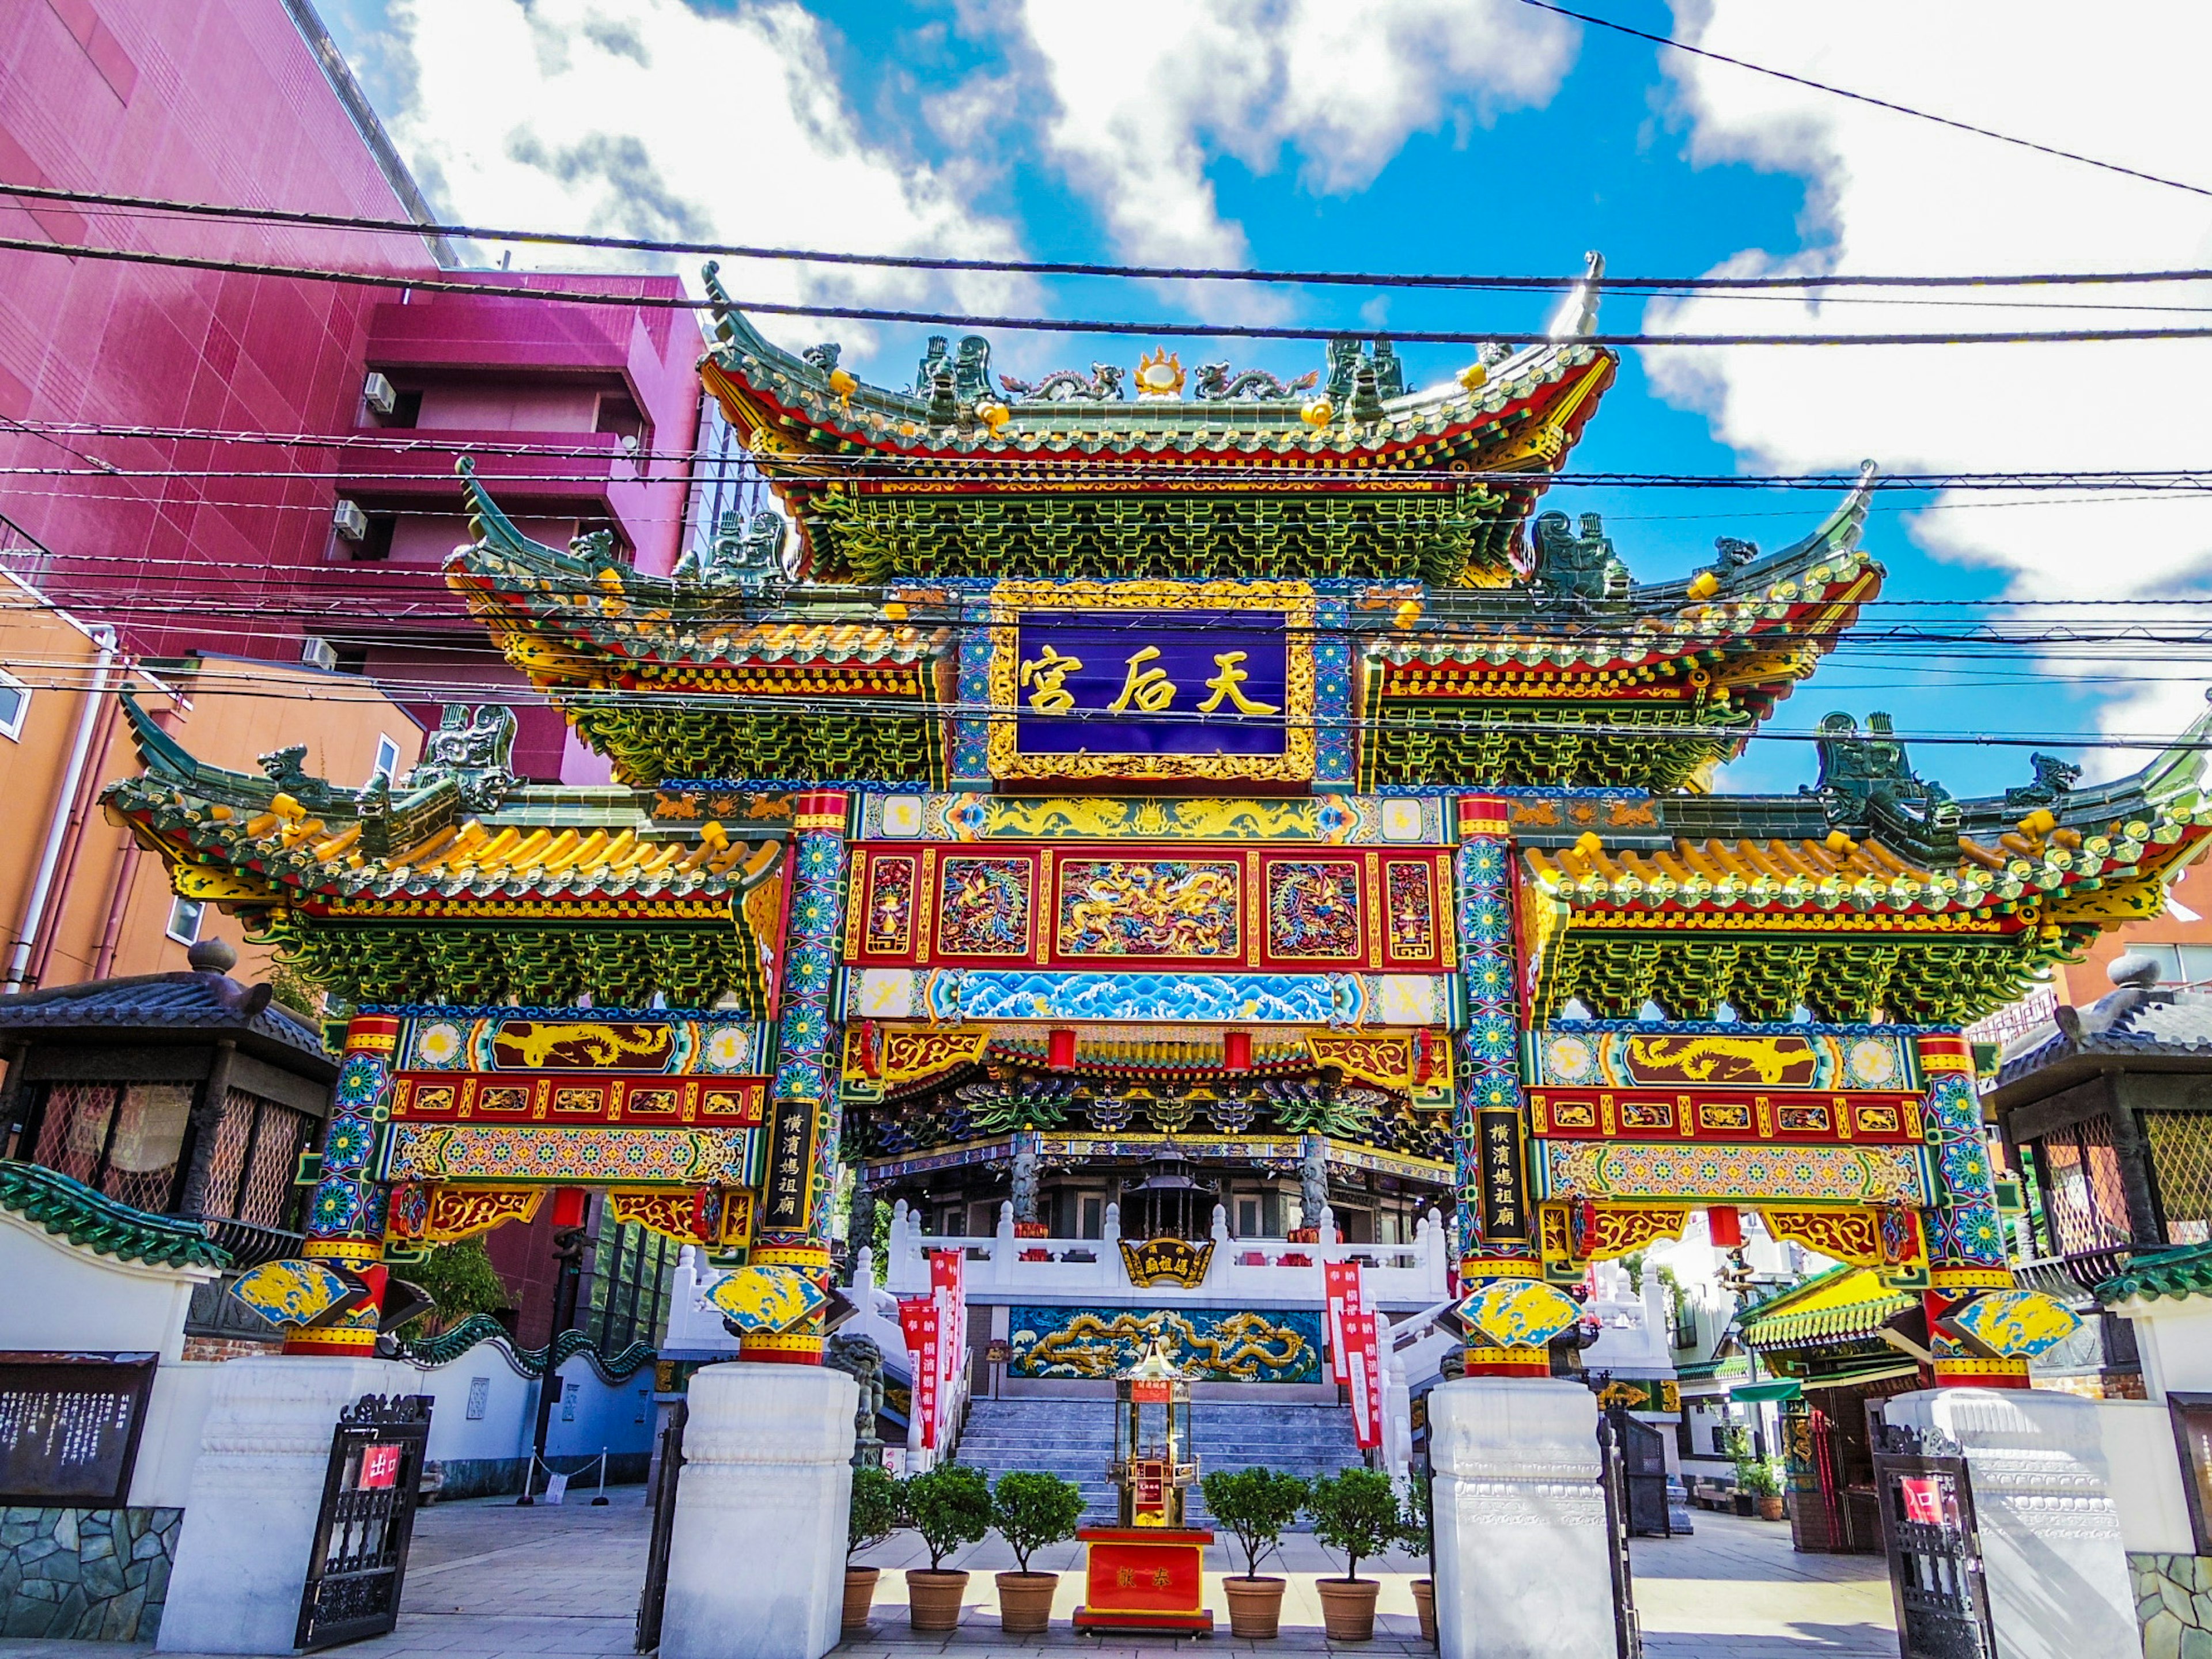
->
(1344, 1311, 1384, 1450)
(898, 1298, 942, 1448)
(1323, 1260, 1362, 1385)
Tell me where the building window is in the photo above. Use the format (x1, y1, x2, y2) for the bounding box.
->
(0, 668, 27, 740)
(465, 1377, 490, 1421)
(584, 1218, 676, 1353)
(370, 735, 400, 786)
(27, 1081, 197, 1212)
(2130, 943, 2212, 988)
(165, 896, 203, 945)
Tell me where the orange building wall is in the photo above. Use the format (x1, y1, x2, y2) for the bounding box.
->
(0, 582, 425, 994)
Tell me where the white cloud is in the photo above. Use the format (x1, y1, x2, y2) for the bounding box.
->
(372, 0, 1033, 360)
(1644, 2, 2212, 763)
(995, 0, 1579, 267)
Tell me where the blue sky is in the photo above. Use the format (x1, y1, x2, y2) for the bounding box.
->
(320, 1, 2212, 800)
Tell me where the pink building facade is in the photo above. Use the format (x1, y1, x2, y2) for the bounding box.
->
(0, 0, 703, 781)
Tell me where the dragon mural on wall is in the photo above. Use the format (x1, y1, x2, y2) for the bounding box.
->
(1056, 860, 1241, 957)
(1009, 1307, 1321, 1383)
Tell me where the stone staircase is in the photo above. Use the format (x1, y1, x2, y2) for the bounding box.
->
(950, 1396, 1368, 1525)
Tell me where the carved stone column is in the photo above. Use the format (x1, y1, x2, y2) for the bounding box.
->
(158, 1354, 414, 1653)
(1010, 1129, 1040, 1225)
(1429, 1378, 1615, 1659)
(661, 1362, 859, 1659)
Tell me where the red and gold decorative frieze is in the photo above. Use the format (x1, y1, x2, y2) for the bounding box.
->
(1528, 1089, 1922, 1145)
(389, 1073, 765, 1128)
(843, 842, 1452, 974)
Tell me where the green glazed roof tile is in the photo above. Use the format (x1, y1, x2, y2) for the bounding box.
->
(0, 1159, 229, 1271)
(2097, 1243, 2212, 1306)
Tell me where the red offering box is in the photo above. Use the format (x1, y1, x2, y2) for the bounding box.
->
(1072, 1528, 1214, 1634)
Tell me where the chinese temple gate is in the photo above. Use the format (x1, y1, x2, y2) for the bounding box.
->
(101, 257, 2212, 1391)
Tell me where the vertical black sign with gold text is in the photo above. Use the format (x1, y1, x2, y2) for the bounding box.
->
(1476, 1104, 1529, 1243)
(759, 1095, 816, 1233)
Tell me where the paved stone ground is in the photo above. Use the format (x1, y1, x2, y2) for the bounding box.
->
(1629, 1512, 1896, 1658)
(0, 1489, 1897, 1659)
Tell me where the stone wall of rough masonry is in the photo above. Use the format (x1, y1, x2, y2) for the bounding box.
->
(2132, 1552, 2212, 1659)
(0, 1508, 181, 1642)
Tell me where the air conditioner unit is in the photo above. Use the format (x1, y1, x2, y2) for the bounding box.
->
(300, 635, 338, 672)
(362, 372, 397, 416)
(333, 498, 369, 541)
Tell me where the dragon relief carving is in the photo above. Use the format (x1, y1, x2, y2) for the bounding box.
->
(1624, 1036, 1816, 1086)
(494, 1020, 674, 1069)
(1191, 363, 1321, 402)
(998, 365, 1127, 402)
(1013, 1309, 1316, 1382)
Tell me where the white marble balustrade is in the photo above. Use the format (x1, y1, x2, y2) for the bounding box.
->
(876, 1198, 1451, 1304)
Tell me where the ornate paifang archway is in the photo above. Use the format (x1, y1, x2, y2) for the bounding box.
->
(1447, 794, 2079, 1387)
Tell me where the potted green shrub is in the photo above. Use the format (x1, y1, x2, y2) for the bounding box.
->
(900, 1463, 992, 1631)
(1738, 1457, 1786, 1522)
(1200, 1468, 1310, 1638)
(844, 1466, 902, 1632)
(1305, 1468, 1402, 1642)
(1722, 1427, 1757, 1515)
(990, 1471, 1084, 1633)
(1400, 1476, 1436, 1646)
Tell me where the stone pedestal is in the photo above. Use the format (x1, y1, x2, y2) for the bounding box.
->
(1429, 1378, 1615, 1659)
(660, 1362, 858, 1659)
(157, 1354, 414, 1654)
(1883, 1388, 2135, 1659)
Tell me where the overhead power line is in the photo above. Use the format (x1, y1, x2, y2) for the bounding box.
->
(1517, 0, 2212, 202)
(17, 454, 2212, 493)
(10, 233, 2212, 349)
(8, 654, 2210, 756)
(12, 180, 2212, 293)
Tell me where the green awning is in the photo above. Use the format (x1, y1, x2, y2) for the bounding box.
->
(1729, 1380, 1802, 1404)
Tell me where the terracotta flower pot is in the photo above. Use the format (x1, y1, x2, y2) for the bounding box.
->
(1412, 1577, 1437, 1646)
(906, 1568, 969, 1632)
(1758, 1495, 1786, 1522)
(1317, 1578, 1380, 1643)
(995, 1570, 1057, 1634)
(1224, 1575, 1288, 1639)
(842, 1566, 880, 1632)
